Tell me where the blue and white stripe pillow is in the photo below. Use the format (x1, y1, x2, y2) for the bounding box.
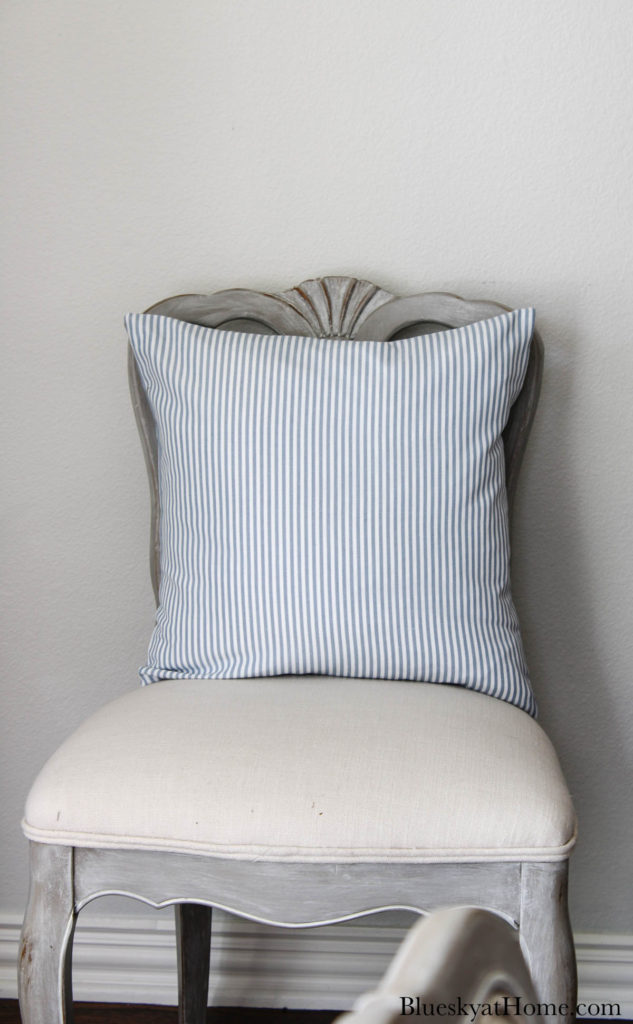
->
(125, 309, 536, 715)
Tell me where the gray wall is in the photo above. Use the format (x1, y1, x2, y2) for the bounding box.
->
(2, 0, 632, 936)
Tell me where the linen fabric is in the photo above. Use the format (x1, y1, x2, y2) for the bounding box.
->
(125, 309, 536, 714)
(22, 678, 576, 861)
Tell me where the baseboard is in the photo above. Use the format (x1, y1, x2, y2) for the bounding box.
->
(1, 910, 631, 1016)
(573, 933, 633, 1018)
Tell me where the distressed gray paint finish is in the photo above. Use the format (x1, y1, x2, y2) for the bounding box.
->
(520, 862, 577, 1014)
(18, 844, 76, 1024)
(129, 277, 544, 600)
(73, 849, 523, 925)
(19, 278, 571, 1024)
(19, 842, 575, 1022)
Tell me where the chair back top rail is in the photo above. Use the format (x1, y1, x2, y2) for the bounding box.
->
(127, 276, 543, 601)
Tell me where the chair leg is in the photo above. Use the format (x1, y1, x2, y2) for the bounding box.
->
(18, 843, 76, 1024)
(519, 861, 577, 1022)
(176, 903, 212, 1024)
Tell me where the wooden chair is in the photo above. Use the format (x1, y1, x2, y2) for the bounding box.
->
(19, 277, 577, 1024)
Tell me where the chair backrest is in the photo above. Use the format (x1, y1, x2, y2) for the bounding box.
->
(128, 276, 543, 601)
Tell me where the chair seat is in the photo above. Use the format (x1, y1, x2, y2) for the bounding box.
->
(23, 677, 576, 863)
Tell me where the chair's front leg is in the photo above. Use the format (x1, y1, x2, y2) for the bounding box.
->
(176, 903, 212, 1024)
(519, 860, 577, 1023)
(19, 843, 76, 1024)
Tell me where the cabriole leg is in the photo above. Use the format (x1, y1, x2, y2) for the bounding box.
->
(176, 903, 212, 1024)
(19, 843, 76, 1024)
(519, 860, 577, 1023)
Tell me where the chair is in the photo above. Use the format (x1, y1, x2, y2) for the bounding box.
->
(19, 277, 577, 1024)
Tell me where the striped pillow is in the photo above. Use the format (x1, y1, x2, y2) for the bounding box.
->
(125, 309, 536, 715)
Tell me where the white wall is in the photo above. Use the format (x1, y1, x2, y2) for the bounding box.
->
(2, 0, 632, 955)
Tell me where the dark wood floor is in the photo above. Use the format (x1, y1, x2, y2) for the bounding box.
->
(0, 1003, 338, 1023)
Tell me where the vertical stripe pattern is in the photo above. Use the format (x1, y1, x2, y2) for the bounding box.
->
(125, 309, 536, 715)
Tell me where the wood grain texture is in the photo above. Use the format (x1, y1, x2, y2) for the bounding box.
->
(25, 844, 575, 1021)
(18, 844, 76, 1024)
(73, 848, 522, 927)
(520, 861, 577, 1020)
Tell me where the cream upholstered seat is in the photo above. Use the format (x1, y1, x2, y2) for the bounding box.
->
(24, 678, 575, 863)
(19, 279, 577, 1024)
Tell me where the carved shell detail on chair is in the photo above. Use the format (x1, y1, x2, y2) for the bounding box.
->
(266, 276, 394, 339)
